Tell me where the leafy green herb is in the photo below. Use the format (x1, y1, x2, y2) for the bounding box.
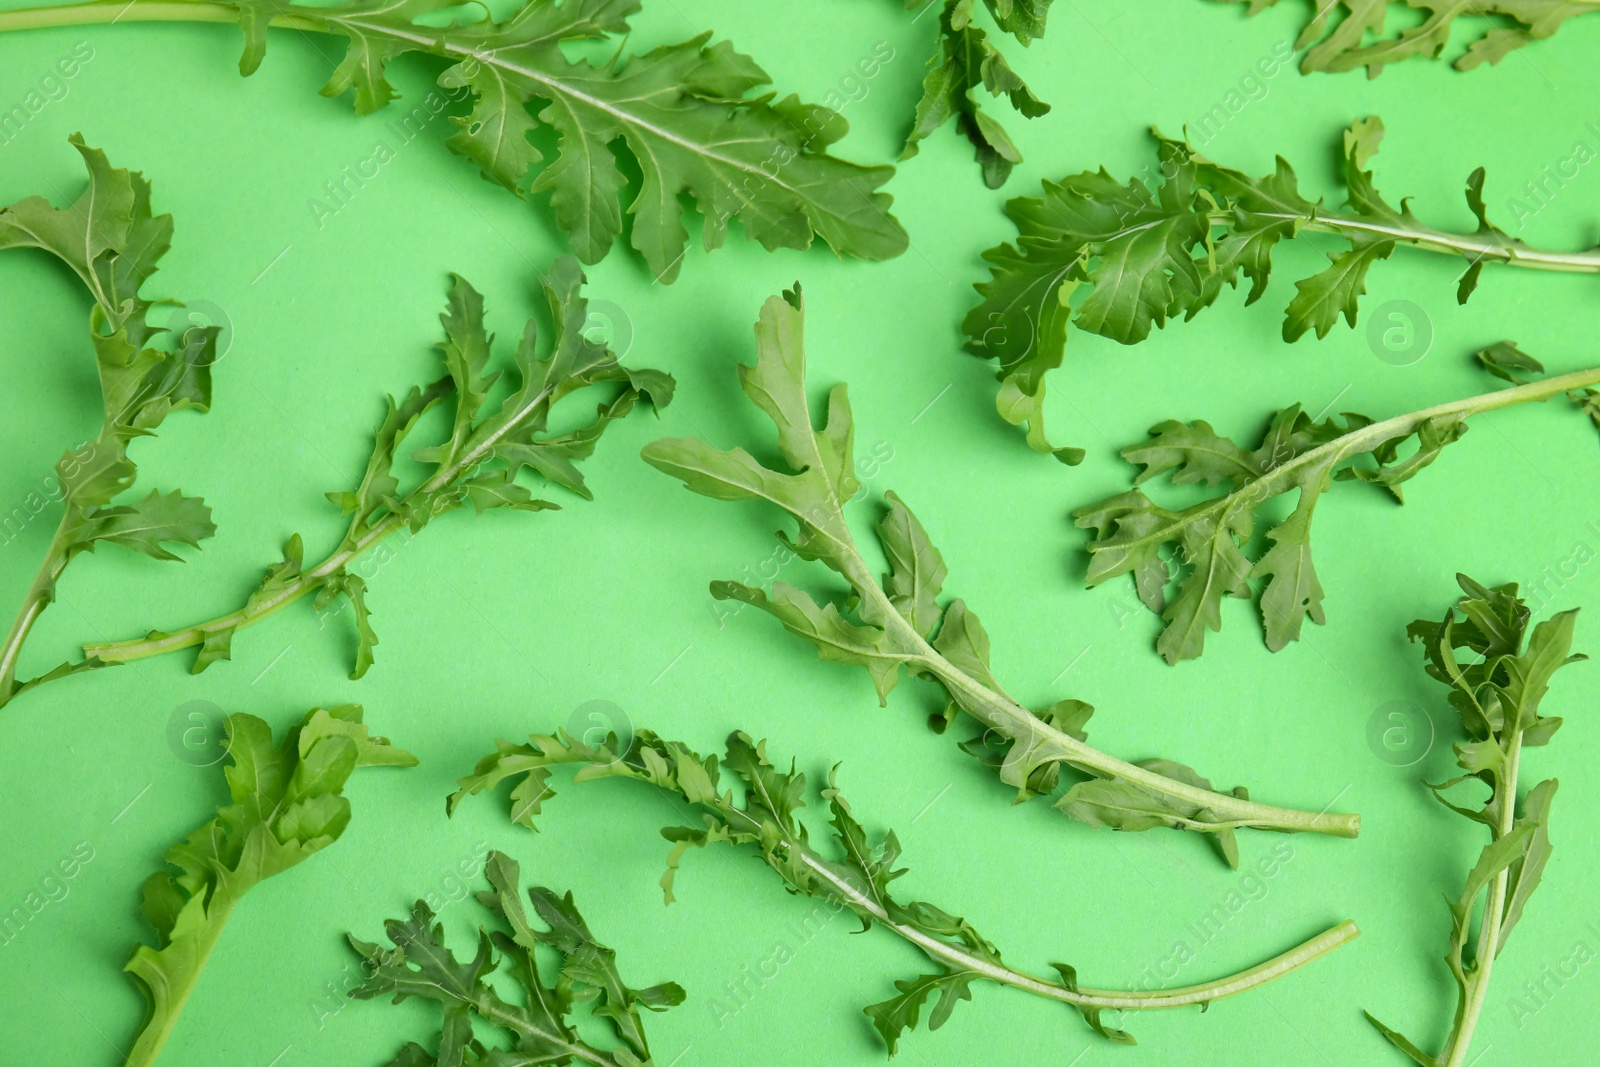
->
(1476, 340, 1600, 431)
(1214, 0, 1600, 77)
(1078, 355, 1600, 664)
(641, 285, 1358, 858)
(73, 257, 670, 683)
(350, 849, 683, 1067)
(451, 728, 1360, 1054)
(126, 705, 414, 1067)
(902, 0, 1052, 188)
(0, 136, 218, 711)
(0, 0, 907, 282)
(1364, 575, 1580, 1067)
(965, 118, 1600, 454)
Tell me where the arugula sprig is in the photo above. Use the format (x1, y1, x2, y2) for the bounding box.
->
(76, 257, 670, 682)
(126, 705, 414, 1067)
(0, 0, 907, 283)
(642, 286, 1358, 858)
(0, 136, 218, 710)
(1077, 353, 1600, 663)
(1365, 576, 1580, 1067)
(452, 728, 1360, 1054)
(1214, 0, 1600, 76)
(351, 849, 683, 1067)
(902, 0, 1052, 188)
(966, 118, 1600, 455)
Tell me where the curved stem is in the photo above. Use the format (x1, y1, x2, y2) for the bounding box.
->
(0, 519, 72, 708)
(84, 511, 402, 663)
(796, 837, 1359, 1010)
(0, 0, 319, 33)
(1263, 211, 1600, 274)
(124, 896, 236, 1067)
(1105, 366, 1600, 562)
(84, 382, 555, 666)
(543, 754, 1362, 1018)
(911, 635, 1357, 835)
(1442, 733, 1523, 1067)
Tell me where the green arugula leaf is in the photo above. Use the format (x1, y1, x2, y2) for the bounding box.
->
(452, 728, 1360, 1055)
(1215, 0, 1600, 76)
(125, 706, 414, 1067)
(643, 285, 1359, 856)
(0, 0, 907, 282)
(1366, 576, 1583, 1067)
(0, 137, 218, 710)
(965, 118, 1600, 454)
(902, 0, 1052, 188)
(350, 849, 683, 1066)
(1078, 354, 1600, 662)
(79, 257, 671, 683)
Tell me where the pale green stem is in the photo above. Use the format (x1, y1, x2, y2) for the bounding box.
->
(799, 839, 1360, 1010)
(124, 896, 236, 1067)
(693, 784, 1361, 1011)
(1106, 366, 1600, 562)
(84, 382, 555, 666)
(0, 518, 73, 708)
(1440, 732, 1523, 1067)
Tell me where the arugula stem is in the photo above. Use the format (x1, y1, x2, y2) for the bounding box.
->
(471, 999, 610, 1067)
(1109, 366, 1600, 562)
(82, 510, 400, 664)
(0, 0, 319, 34)
(786, 443, 1360, 837)
(520, 742, 1361, 1015)
(795, 829, 1359, 1010)
(0, 520, 73, 706)
(1260, 211, 1600, 274)
(83, 381, 557, 667)
(125, 893, 236, 1067)
(1442, 732, 1522, 1067)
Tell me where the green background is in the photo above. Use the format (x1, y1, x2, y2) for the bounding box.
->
(3, 2, 1600, 1064)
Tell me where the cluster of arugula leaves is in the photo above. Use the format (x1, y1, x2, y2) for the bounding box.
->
(0, 137, 218, 710)
(451, 727, 1359, 1055)
(0, 0, 908, 283)
(125, 706, 414, 1067)
(965, 117, 1600, 454)
(1214, 0, 1600, 76)
(1364, 576, 1579, 1067)
(643, 285, 1359, 853)
(1078, 349, 1600, 663)
(73, 255, 670, 683)
(901, 0, 1053, 187)
(351, 849, 683, 1067)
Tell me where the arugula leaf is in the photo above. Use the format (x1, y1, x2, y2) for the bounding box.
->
(78, 257, 670, 683)
(125, 705, 414, 1067)
(642, 285, 1359, 856)
(350, 849, 683, 1067)
(965, 118, 1600, 453)
(1214, 0, 1600, 76)
(1079, 354, 1600, 663)
(452, 728, 1360, 1055)
(1475, 340, 1600, 432)
(1366, 576, 1581, 1067)
(0, 137, 218, 710)
(0, 0, 907, 282)
(902, 0, 1052, 188)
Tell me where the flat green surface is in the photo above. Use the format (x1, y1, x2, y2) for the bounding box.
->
(2, 2, 1600, 1065)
